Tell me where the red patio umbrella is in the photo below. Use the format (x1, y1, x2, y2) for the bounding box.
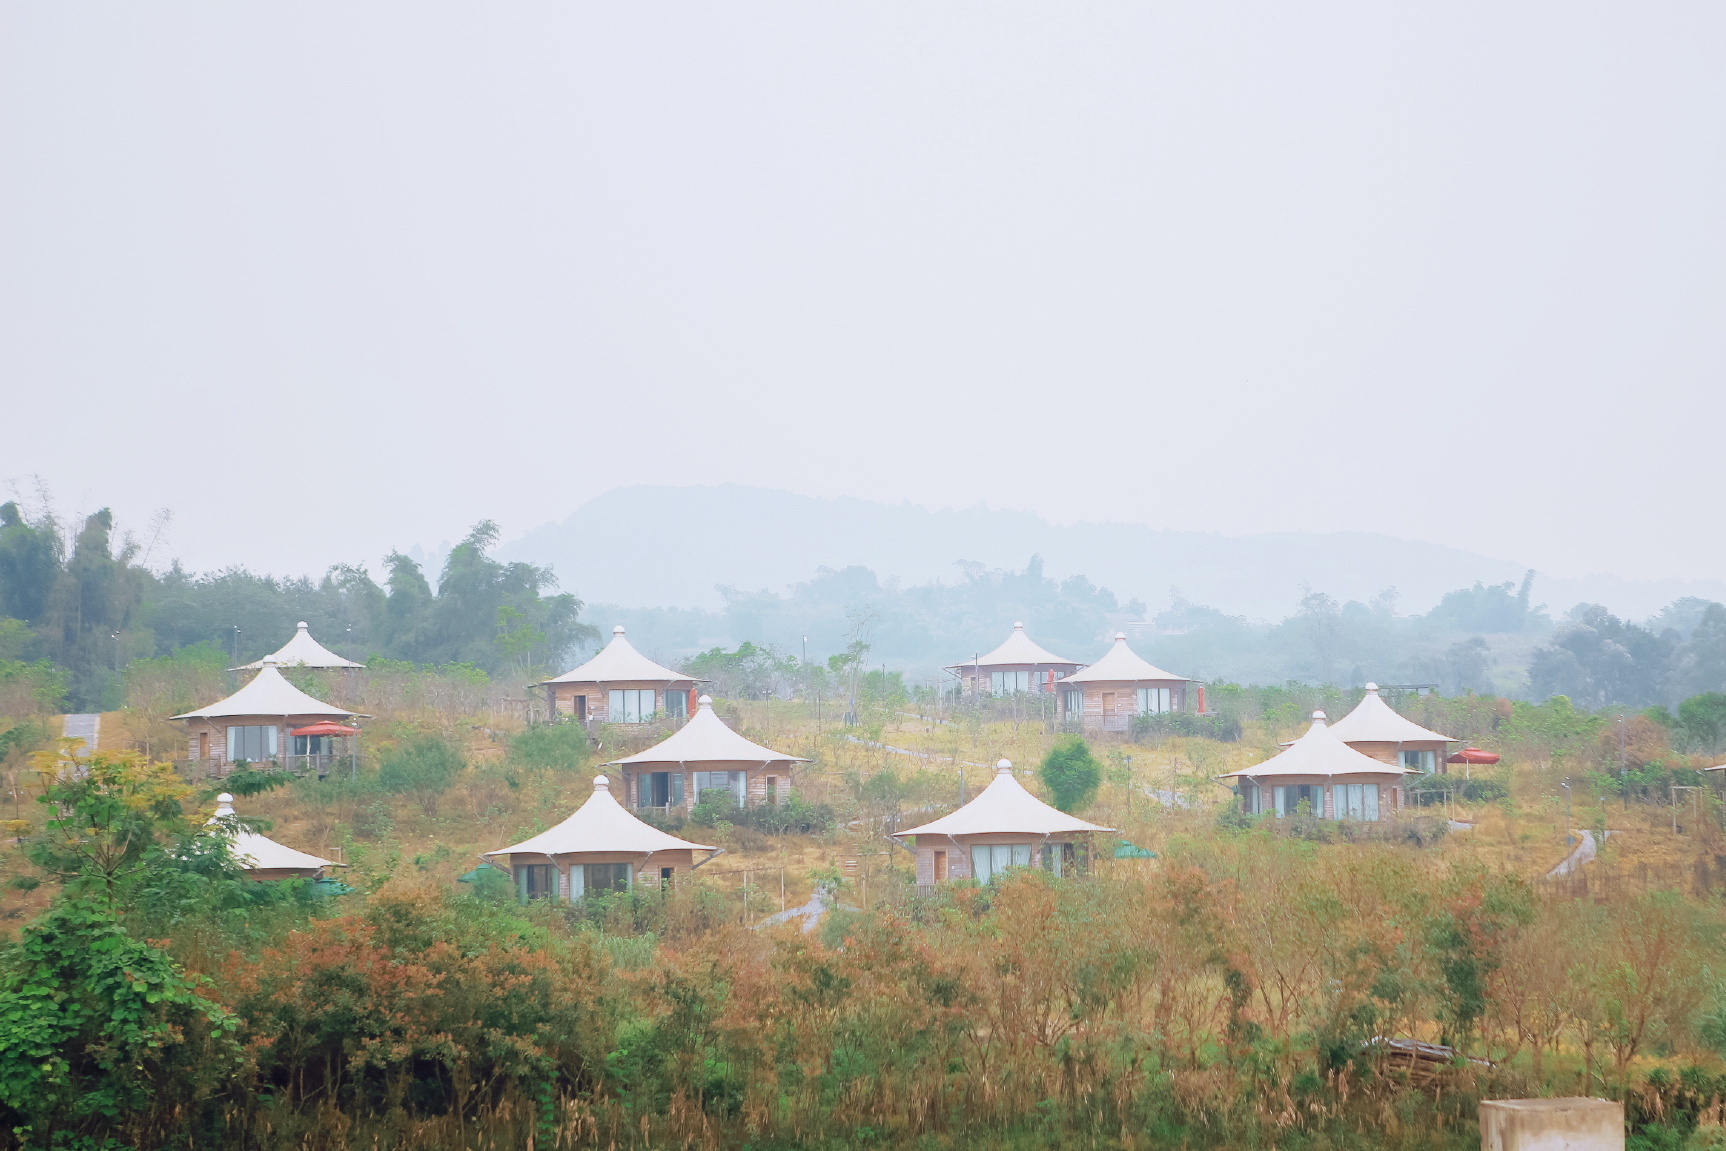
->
(1447, 747, 1500, 765)
(290, 721, 359, 737)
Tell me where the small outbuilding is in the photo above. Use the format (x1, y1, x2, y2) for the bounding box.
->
(1220, 710, 1418, 820)
(945, 622, 1083, 699)
(483, 774, 716, 899)
(171, 660, 363, 774)
(1056, 632, 1192, 732)
(208, 793, 338, 880)
(1327, 683, 1456, 775)
(893, 759, 1115, 885)
(608, 695, 808, 815)
(538, 625, 698, 724)
(233, 621, 365, 671)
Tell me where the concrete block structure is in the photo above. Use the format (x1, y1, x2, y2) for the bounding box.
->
(1479, 1097, 1623, 1151)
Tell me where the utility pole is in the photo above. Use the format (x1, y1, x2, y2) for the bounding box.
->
(1563, 777, 1572, 846)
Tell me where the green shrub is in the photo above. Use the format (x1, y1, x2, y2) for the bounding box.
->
(1130, 712, 1244, 742)
(460, 865, 515, 903)
(1039, 736, 1100, 812)
(377, 734, 465, 816)
(507, 722, 590, 772)
(1409, 773, 1507, 803)
(689, 790, 836, 835)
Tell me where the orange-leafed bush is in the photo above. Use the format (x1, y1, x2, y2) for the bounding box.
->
(227, 885, 613, 1122)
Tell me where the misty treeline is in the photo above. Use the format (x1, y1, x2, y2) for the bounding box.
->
(0, 501, 597, 710)
(9, 742, 1726, 1151)
(6, 495, 1726, 716)
(616, 561, 1726, 710)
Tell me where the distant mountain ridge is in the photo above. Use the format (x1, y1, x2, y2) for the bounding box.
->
(501, 485, 1726, 622)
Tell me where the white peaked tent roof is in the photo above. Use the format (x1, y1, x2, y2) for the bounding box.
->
(1060, 633, 1188, 684)
(542, 625, 693, 685)
(1327, 684, 1456, 744)
(947, 622, 1081, 671)
(171, 662, 358, 720)
(1220, 712, 1423, 780)
(209, 794, 336, 871)
(484, 776, 715, 857)
(608, 697, 809, 766)
(894, 759, 1115, 840)
(234, 622, 365, 670)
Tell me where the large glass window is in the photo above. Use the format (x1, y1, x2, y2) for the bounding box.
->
(226, 725, 278, 763)
(991, 670, 1030, 695)
(1401, 749, 1436, 774)
(1063, 689, 1084, 715)
(292, 734, 331, 756)
(1273, 784, 1322, 817)
(1039, 842, 1077, 876)
(641, 770, 682, 808)
(1335, 784, 1381, 820)
(969, 842, 1033, 882)
(1136, 687, 1173, 715)
(693, 770, 746, 804)
(608, 689, 656, 723)
(584, 862, 631, 895)
(664, 690, 688, 719)
(514, 864, 556, 900)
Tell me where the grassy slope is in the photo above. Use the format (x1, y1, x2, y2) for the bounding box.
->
(1, 698, 1720, 935)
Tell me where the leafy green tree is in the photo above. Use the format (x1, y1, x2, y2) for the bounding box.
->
(371, 523, 596, 674)
(375, 550, 439, 662)
(1039, 735, 1101, 812)
(1677, 692, 1726, 753)
(27, 742, 197, 908)
(0, 741, 249, 1145)
(144, 560, 381, 665)
(683, 640, 796, 699)
(0, 500, 62, 625)
(0, 899, 241, 1146)
(1528, 605, 1677, 708)
(1424, 570, 1549, 633)
(378, 733, 466, 816)
(1673, 604, 1726, 702)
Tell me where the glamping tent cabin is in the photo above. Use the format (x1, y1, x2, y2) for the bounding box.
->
(1327, 683, 1456, 776)
(171, 660, 362, 775)
(894, 759, 1115, 886)
(209, 793, 337, 880)
(1057, 632, 1192, 732)
(946, 622, 1083, 699)
(608, 695, 807, 815)
(538, 625, 698, 725)
(232, 621, 365, 671)
(1221, 711, 1417, 820)
(484, 774, 716, 899)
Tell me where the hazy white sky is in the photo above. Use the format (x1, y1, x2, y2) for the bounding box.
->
(2, 3, 1721, 586)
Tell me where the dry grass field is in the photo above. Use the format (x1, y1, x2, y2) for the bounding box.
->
(5, 695, 1706, 933)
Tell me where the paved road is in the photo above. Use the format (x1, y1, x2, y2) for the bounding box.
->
(62, 713, 100, 752)
(1547, 829, 1612, 877)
